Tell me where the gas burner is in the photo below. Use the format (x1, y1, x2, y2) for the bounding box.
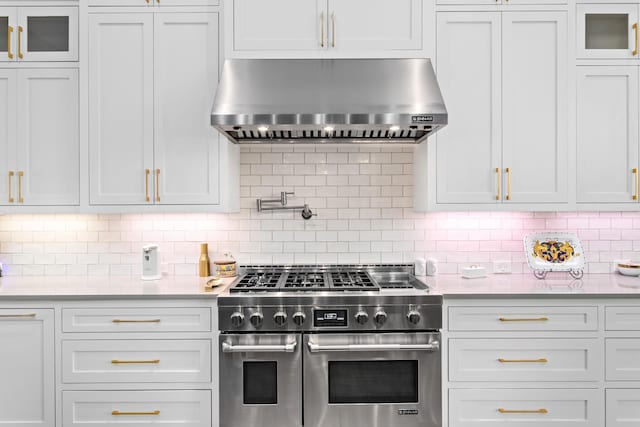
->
(231, 271, 282, 293)
(283, 272, 327, 291)
(329, 271, 379, 291)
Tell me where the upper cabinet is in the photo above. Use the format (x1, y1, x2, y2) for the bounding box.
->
(577, 4, 639, 60)
(0, 7, 78, 62)
(88, 0, 218, 6)
(227, 0, 424, 58)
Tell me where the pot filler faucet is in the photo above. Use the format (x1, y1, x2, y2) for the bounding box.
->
(257, 191, 316, 220)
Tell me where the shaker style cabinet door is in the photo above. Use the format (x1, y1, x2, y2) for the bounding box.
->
(89, 13, 154, 205)
(0, 70, 17, 206)
(0, 309, 54, 427)
(232, 0, 327, 51)
(577, 4, 639, 60)
(501, 11, 568, 203)
(17, 7, 78, 62)
(435, 12, 502, 204)
(0, 8, 17, 63)
(577, 67, 639, 203)
(154, 12, 220, 205)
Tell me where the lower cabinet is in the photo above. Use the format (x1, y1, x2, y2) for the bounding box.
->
(606, 389, 640, 427)
(450, 389, 603, 427)
(62, 390, 212, 427)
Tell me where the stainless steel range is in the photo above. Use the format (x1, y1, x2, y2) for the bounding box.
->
(218, 264, 442, 427)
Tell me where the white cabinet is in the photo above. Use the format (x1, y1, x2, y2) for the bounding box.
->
(606, 389, 640, 427)
(0, 68, 79, 206)
(577, 4, 639, 60)
(577, 66, 639, 203)
(88, 12, 221, 206)
(435, 11, 567, 205)
(228, 0, 423, 57)
(0, 309, 54, 427)
(0, 7, 78, 62)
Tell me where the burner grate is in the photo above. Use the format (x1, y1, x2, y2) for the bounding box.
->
(282, 272, 327, 291)
(329, 271, 379, 291)
(230, 272, 283, 293)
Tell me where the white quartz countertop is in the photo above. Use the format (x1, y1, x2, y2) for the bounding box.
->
(1, 273, 640, 299)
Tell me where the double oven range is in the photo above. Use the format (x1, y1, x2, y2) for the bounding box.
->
(218, 264, 442, 427)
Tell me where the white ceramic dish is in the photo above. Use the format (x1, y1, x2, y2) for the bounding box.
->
(524, 232, 585, 273)
(617, 263, 640, 277)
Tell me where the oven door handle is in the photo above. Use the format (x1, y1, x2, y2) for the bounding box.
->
(307, 341, 440, 353)
(222, 341, 297, 353)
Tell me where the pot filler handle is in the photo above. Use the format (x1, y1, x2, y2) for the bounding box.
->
(307, 341, 440, 353)
(222, 341, 297, 353)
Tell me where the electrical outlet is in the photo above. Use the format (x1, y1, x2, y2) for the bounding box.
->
(493, 261, 511, 274)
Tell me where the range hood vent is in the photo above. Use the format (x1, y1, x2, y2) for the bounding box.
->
(210, 58, 447, 144)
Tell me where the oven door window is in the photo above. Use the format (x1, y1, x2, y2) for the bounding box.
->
(243, 361, 278, 404)
(328, 360, 418, 404)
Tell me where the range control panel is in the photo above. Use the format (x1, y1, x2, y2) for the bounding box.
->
(314, 309, 348, 327)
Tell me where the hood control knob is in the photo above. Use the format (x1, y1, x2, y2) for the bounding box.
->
(355, 311, 369, 325)
(230, 312, 245, 328)
(274, 311, 288, 326)
(374, 311, 388, 326)
(292, 312, 306, 326)
(249, 312, 264, 328)
(407, 310, 421, 325)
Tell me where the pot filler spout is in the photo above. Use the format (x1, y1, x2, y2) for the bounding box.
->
(210, 58, 448, 144)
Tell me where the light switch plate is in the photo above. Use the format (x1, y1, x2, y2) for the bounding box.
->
(493, 260, 511, 274)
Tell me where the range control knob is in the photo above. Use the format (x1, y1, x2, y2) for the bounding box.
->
(374, 311, 388, 326)
(407, 310, 421, 325)
(355, 311, 369, 325)
(249, 312, 264, 328)
(273, 311, 288, 326)
(292, 312, 306, 326)
(230, 312, 245, 328)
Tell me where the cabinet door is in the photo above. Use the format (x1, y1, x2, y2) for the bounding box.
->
(502, 12, 568, 203)
(154, 13, 220, 205)
(16, 69, 79, 205)
(232, 0, 326, 51)
(18, 7, 78, 62)
(0, 69, 16, 206)
(435, 12, 502, 204)
(89, 13, 154, 205)
(577, 4, 639, 60)
(0, 8, 17, 63)
(0, 309, 54, 427)
(327, 0, 422, 52)
(577, 66, 639, 203)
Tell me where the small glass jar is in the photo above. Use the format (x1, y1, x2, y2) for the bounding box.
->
(214, 252, 237, 278)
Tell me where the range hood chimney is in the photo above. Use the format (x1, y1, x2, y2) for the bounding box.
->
(211, 58, 447, 144)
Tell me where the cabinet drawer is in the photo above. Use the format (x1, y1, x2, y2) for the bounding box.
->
(449, 389, 603, 427)
(62, 307, 211, 333)
(606, 338, 640, 381)
(606, 306, 640, 330)
(448, 306, 598, 331)
(62, 390, 211, 427)
(606, 389, 640, 426)
(62, 339, 211, 383)
(449, 338, 601, 382)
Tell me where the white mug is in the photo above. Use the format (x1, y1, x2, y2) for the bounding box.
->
(426, 258, 438, 276)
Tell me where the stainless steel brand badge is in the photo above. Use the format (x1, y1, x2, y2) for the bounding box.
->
(411, 115, 434, 123)
(398, 409, 419, 416)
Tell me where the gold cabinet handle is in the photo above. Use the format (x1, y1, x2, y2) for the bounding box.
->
(0, 313, 36, 318)
(499, 408, 548, 414)
(634, 23, 639, 56)
(112, 410, 160, 416)
(505, 167, 511, 200)
(8, 171, 14, 203)
(495, 168, 501, 200)
(155, 169, 160, 202)
(112, 319, 161, 323)
(633, 167, 638, 200)
(17, 170, 23, 203)
(17, 26, 23, 59)
(320, 12, 325, 47)
(111, 359, 160, 364)
(7, 26, 13, 59)
(499, 316, 549, 322)
(331, 12, 335, 48)
(498, 358, 548, 363)
(145, 169, 150, 202)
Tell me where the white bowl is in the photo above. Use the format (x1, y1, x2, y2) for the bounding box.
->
(617, 263, 640, 277)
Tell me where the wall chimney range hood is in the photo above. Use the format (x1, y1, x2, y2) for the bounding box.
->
(210, 58, 447, 144)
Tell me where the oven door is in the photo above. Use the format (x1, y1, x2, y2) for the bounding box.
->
(303, 332, 441, 427)
(219, 333, 302, 427)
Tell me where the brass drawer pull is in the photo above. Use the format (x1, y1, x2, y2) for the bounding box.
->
(17, 170, 24, 203)
(17, 26, 23, 59)
(499, 408, 548, 414)
(112, 410, 160, 416)
(7, 26, 13, 59)
(505, 167, 511, 200)
(331, 12, 335, 48)
(499, 316, 549, 322)
(111, 359, 160, 364)
(320, 12, 325, 47)
(633, 167, 638, 200)
(634, 23, 639, 56)
(8, 171, 14, 203)
(145, 168, 150, 202)
(498, 358, 548, 363)
(155, 168, 160, 202)
(0, 313, 36, 318)
(495, 167, 501, 200)
(112, 319, 161, 323)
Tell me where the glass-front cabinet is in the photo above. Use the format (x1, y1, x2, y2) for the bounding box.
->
(577, 4, 639, 59)
(0, 7, 78, 62)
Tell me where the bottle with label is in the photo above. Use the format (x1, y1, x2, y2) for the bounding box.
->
(199, 243, 210, 277)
